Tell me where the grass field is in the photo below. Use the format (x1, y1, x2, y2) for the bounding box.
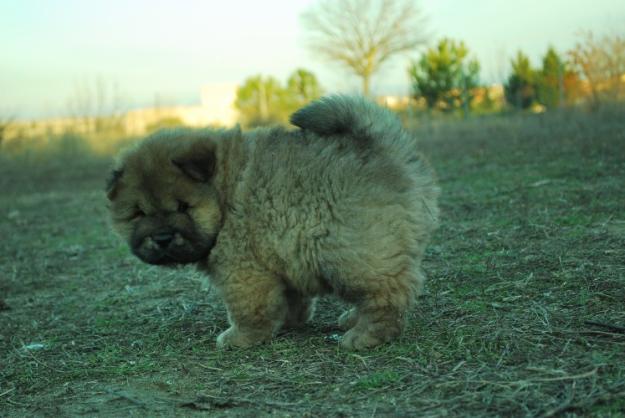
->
(1, 108, 624, 417)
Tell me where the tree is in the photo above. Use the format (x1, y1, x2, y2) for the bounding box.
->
(504, 52, 536, 109)
(66, 77, 126, 134)
(235, 75, 287, 127)
(408, 38, 480, 115)
(234, 70, 323, 127)
(536, 47, 582, 109)
(302, 0, 427, 96)
(286, 68, 323, 109)
(536, 47, 565, 109)
(569, 32, 625, 107)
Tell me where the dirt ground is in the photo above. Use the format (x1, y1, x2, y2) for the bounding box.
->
(1, 109, 625, 417)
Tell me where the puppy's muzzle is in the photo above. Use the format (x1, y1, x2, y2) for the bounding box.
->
(132, 228, 215, 266)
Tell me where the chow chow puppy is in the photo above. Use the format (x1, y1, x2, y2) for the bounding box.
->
(106, 96, 439, 350)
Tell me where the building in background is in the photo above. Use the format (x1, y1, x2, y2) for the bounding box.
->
(4, 83, 240, 140)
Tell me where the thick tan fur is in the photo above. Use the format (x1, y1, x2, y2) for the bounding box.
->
(107, 96, 439, 350)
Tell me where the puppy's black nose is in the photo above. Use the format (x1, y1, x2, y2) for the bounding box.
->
(153, 232, 174, 248)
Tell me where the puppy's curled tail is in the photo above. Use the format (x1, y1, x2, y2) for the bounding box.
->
(290, 95, 415, 163)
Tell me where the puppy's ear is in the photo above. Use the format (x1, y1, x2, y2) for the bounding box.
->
(105, 168, 124, 200)
(172, 145, 216, 183)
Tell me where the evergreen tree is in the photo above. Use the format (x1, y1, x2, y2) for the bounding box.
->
(537, 47, 565, 109)
(504, 52, 536, 109)
(408, 38, 480, 114)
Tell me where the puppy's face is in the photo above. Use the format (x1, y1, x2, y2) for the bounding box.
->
(106, 129, 228, 266)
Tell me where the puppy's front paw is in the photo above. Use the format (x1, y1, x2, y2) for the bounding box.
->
(340, 328, 385, 350)
(216, 328, 233, 349)
(216, 327, 246, 349)
(216, 327, 268, 349)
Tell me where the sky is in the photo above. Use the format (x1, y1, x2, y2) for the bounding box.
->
(2, 0, 624, 119)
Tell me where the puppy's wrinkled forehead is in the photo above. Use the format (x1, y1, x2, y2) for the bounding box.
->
(118, 156, 194, 213)
(106, 127, 228, 204)
(125, 149, 177, 198)
(127, 176, 173, 212)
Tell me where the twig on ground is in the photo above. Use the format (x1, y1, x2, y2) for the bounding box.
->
(104, 389, 147, 408)
(532, 368, 598, 383)
(0, 387, 16, 398)
(438, 368, 599, 389)
(180, 393, 302, 411)
(585, 320, 625, 334)
(540, 390, 625, 418)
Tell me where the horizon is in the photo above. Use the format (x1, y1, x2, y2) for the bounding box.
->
(2, 0, 624, 120)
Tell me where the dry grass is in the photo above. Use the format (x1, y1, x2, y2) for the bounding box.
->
(1, 107, 624, 417)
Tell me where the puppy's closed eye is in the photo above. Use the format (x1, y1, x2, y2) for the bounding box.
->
(128, 208, 145, 221)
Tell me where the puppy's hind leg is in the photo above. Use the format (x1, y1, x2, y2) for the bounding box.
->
(216, 270, 288, 349)
(339, 266, 423, 350)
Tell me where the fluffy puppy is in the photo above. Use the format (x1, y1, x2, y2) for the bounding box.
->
(106, 96, 439, 350)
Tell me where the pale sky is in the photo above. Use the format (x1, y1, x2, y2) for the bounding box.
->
(2, 0, 624, 119)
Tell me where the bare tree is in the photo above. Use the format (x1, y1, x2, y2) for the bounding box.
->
(569, 32, 625, 107)
(301, 0, 427, 96)
(66, 77, 126, 133)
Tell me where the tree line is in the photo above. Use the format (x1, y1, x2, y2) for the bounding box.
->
(235, 0, 624, 125)
(236, 33, 625, 126)
(503, 33, 625, 111)
(6, 0, 620, 137)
